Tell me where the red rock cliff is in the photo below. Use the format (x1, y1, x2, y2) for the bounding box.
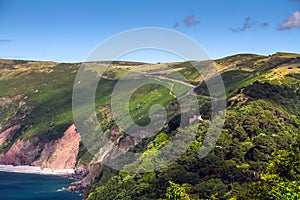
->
(0, 124, 81, 170)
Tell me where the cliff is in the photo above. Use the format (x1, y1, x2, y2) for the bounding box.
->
(0, 124, 81, 170)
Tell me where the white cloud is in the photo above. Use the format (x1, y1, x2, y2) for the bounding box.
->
(278, 11, 300, 30)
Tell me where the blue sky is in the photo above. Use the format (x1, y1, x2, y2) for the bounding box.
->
(0, 0, 300, 63)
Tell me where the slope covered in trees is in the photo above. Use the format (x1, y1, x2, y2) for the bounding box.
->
(86, 52, 300, 199)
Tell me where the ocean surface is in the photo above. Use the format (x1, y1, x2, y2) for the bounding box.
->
(0, 171, 82, 200)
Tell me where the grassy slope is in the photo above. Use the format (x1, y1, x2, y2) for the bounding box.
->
(0, 62, 77, 148)
(0, 60, 202, 164)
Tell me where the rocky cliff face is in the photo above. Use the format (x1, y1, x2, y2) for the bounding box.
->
(0, 124, 81, 169)
(0, 125, 21, 146)
(0, 138, 38, 165)
(34, 124, 81, 169)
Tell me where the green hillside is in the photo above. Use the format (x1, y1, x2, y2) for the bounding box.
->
(0, 52, 300, 199)
(86, 53, 300, 200)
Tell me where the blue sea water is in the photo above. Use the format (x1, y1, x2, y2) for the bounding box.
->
(0, 171, 82, 200)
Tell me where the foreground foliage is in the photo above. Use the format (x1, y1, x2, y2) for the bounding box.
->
(239, 137, 300, 199)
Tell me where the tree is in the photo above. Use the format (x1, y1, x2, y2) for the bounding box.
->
(238, 137, 300, 199)
(162, 181, 191, 200)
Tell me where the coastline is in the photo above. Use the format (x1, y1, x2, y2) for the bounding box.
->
(0, 164, 75, 176)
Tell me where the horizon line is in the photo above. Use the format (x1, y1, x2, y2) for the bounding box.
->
(0, 51, 299, 64)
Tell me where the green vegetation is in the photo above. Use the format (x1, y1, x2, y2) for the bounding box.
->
(85, 53, 300, 200)
(1, 52, 300, 199)
(239, 137, 300, 199)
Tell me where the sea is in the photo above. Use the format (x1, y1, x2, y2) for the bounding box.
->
(0, 171, 82, 200)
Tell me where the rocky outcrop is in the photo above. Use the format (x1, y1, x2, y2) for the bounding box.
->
(0, 125, 21, 146)
(0, 138, 40, 165)
(63, 126, 139, 194)
(34, 124, 81, 169)
(64, 162, 102, 194)
(0, 124, 81, 170)
(0, 116, 137, 195)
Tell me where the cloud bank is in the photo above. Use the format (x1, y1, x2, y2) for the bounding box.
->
(278, 11, 300, 30)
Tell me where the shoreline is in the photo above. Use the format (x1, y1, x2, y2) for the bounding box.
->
(0, 164, 75, 177)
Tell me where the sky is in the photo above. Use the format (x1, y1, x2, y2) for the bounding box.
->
(0, 0, 300, 63)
